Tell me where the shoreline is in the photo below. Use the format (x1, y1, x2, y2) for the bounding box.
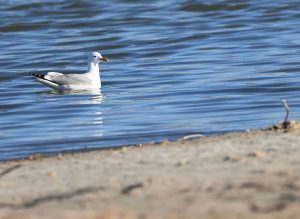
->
(0, 130, 232, 163)
(1, 125, 300, 219)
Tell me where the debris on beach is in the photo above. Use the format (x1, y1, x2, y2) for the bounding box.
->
(271, 120, 300, 132)
(247, 150, 267, 158)
(121, 182, 144, 195)
(182, 134, 204, 140)
(270, 99, 300, 133)
(28, 154, 45, 161)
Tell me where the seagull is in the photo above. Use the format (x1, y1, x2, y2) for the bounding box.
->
(28, 52, 108, 91)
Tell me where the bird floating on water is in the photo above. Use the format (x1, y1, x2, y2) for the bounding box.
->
(28, 52, 108, 91)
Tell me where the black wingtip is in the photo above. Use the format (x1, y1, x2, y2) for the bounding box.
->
(27, 73, 46, 79)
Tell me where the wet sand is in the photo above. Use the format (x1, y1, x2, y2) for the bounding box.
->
(0, 127, 300, 219)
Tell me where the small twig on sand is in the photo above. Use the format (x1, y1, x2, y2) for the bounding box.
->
(121, 182, 144, 195)
(281, 99, 290, 123)
(0, 164, 21, 179)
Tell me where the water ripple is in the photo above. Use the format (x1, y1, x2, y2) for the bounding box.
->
(0, 0, 300, 160)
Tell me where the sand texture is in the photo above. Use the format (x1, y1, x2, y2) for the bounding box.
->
(0, 128, 300, 219)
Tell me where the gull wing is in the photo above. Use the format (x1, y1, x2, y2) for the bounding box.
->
(44, 72, 93, 86)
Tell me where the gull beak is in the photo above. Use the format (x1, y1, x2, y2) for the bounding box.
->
(100, 57, 108, 62)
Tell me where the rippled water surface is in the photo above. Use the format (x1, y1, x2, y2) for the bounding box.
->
(1, 0, 300, 160)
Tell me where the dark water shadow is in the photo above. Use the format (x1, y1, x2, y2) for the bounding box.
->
(37, 89, 102, 96)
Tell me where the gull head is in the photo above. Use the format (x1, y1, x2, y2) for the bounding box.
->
(90, 52, 108, 64)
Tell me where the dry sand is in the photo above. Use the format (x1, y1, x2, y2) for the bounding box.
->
(0, 123, 300, 219)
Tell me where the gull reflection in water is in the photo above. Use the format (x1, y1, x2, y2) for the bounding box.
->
(37, 89, 104, 138)
(38, 89, 103, 104)
(38, 88, 102, 96)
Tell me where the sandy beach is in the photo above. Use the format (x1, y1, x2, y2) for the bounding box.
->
(0, 125, 300, 219)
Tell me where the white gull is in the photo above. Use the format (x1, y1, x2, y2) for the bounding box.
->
(28, 51, 108, 91)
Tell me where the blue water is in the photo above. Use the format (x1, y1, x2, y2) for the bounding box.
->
(1, 0, 300, 160)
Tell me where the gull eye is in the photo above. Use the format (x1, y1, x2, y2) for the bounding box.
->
(94, 55, 96, 58)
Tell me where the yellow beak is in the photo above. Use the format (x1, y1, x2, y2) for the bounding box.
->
(100, 57, 108, 62)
